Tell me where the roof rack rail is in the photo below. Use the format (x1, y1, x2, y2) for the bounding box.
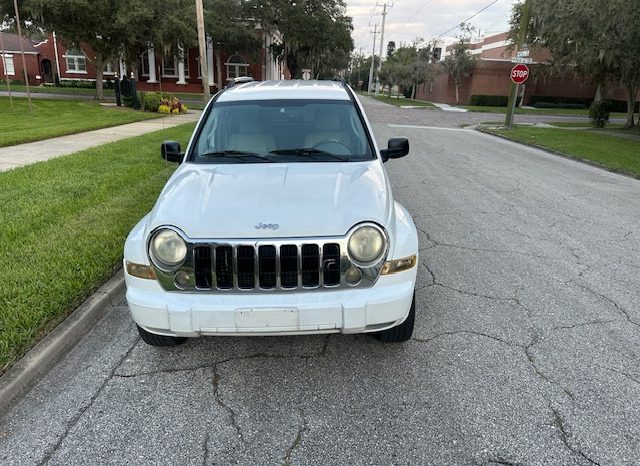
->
(225, 76, 255, 89)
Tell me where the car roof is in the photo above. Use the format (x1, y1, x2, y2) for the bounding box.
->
(216, 80, 352, 102)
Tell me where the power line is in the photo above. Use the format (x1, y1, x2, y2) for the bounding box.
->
(432, 0, 501, 40)
(385, 0, 434, 39)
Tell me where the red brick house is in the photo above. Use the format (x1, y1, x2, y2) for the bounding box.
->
(1, 28, 287, 93)
(415, 32, 638, 106)
(0, 32, 41, 83)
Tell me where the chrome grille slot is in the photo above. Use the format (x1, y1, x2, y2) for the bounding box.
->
(194, 246, 212, 289)
(215, 246, 233, 289)
(322, 243, 341, 286)
(280, 245, 298, 288)
(258, 245, 277, 289)
(236, 246, 255, 289)
(301, 244, 320, 287)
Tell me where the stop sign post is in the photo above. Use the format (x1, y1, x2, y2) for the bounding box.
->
(505, 63, 531, 128)
(511, 64, 530, 84)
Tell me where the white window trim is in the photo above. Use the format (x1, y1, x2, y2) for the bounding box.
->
(63, 50, 88, 74)
(161, 52, 189, 78)
(140, 51, 150, 77)
(1, 54, 15, 76)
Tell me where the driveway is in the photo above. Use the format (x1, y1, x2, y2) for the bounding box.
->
(1, 97, 639, 465)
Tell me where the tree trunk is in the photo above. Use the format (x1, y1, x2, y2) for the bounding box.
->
(215, 51, 222, 89)
(455, 81, 460, 105)
(94, 55, 104, 100)
(624, 81, 637, 129)
(594, 83, 603, 103)
(411, 83, 416, 100)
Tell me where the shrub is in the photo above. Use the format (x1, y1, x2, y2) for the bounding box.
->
(589, 101, 611, 128)
(141, 91, 163, 112)
(158, 104, 171, 114)
(534, 102, 558, 109)
(470, 95, 509, 107)
(529, 95, 591, 107)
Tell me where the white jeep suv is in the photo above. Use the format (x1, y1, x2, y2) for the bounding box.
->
(123, 79, 419, 346)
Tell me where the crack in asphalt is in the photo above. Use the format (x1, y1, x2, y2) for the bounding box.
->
(610, 368, 640, 386)
(201, 432, 210, 466)
(212, 363, 248, 445)
(416, 278, 578, 403)
(282, 408, 308, 466)
(37, 336, 141, 466)
(112, 335, 332, 449)
(552, 319, 620, 331)
(570, 281, 640, 329)
(550, 405, 602, 466)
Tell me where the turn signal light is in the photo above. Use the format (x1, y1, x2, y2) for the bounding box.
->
(125, 261, 157, 280)
(381, 255, 417, 275)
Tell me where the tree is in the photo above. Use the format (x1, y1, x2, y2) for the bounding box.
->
(386, 41, 396, 59)
(441, 25, 476, 105)
(17, 0, 195, 99)
(204, 0, 261, 87)
(509, 0, 640, 128)
(253, 0, 354, 78)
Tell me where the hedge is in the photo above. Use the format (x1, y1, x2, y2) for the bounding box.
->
(470, 95, 510, 107)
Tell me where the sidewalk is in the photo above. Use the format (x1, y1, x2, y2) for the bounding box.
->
(0, 111, 201, 172)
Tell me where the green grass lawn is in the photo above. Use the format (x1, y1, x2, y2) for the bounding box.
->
(4, 84, 115, 96)
(0, 97, 161, 147)
(0, 123, 194, 374)
(357, 92, 436, 108)
(464, 105, 628, 119)
(4, 85, 206, 102)
(483, 125, 640, 177)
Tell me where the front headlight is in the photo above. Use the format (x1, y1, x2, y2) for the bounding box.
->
(149, 228, 187, 270)
(348, 224, 386, 265)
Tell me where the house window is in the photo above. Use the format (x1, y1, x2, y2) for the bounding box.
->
(162, 50, 189, 77)
(140, 51, 149, 76)
(1, 54, 14, 76)
(104, 61, 115, 75)
(65, 48, 87, 73)
(225, 54, 249, 79)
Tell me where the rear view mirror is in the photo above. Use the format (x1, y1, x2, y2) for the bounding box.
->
(381, 138, 409, 162)
(161, 141, 183, 163)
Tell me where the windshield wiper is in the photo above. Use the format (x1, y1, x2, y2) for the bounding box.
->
(269, 148, 351, 162)
(198, 150, 273, 163)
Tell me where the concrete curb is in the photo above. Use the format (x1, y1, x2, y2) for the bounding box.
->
(0, 271, 125, 417)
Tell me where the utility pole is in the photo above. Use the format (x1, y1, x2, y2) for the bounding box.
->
(13, 0, 32, 112)
(195, 0, 211, 101)
(375, 2, 391, 96)
(505, 0, 532, 129)
(368, 24, 378, 94)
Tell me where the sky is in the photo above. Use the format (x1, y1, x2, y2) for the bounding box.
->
(347, 0, 518, 56)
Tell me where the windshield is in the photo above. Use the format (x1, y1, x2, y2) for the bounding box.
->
(189, 99, 375, 163)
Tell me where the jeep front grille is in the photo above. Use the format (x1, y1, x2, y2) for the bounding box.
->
(191, 243, 342, 291)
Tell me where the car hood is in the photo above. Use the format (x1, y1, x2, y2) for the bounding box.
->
(147, 161, 392, 239)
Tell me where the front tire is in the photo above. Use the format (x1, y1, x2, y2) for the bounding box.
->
(137, 325, 187, 347)
(375, 294, 415, 343)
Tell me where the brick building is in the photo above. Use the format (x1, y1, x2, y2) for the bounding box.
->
(1, 28, 287, 93)
(415, 32, 637, 106)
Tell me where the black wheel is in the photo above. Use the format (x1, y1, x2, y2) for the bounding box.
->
(375, 294, 415, 343)
(137, 325, 187, 347)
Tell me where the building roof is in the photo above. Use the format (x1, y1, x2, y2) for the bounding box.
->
(218, 80, 350, 102)
(0, 32, 38, 54)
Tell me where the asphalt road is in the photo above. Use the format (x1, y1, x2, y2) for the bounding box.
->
(2, 97, 639, 465)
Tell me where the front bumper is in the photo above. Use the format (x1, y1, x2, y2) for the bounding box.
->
(125, 264, 417, 337)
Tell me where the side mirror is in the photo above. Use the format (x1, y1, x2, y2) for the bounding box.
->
(161, 141, 183, 163)
(380, 138, 409, 163)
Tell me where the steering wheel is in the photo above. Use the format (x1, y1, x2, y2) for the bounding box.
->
(312, 139, 351, 155)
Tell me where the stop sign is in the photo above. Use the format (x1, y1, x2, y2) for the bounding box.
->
(511, 64, 530, 84)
